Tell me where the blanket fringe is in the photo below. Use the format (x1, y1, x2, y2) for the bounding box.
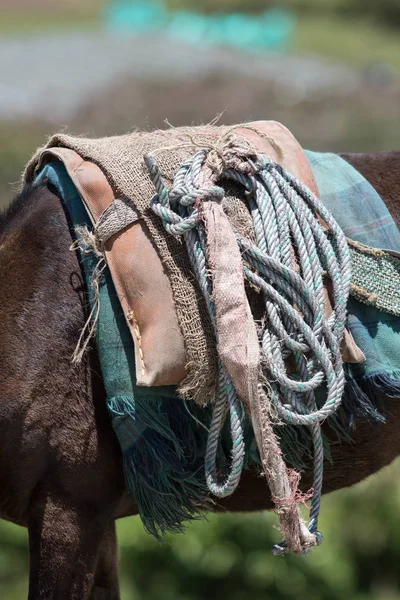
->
(108, 395, 209, 539)
(275, 371, 397, 472)
(107, 371, 397, 540)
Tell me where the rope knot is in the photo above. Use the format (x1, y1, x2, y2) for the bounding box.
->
(170, 184, 225, 208)
(205, 132, 259, 179)
(196, 185, 225, 205)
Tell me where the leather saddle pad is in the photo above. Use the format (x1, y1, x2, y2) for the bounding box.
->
(33, 121, 364, 392)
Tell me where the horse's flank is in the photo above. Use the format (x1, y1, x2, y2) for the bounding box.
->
(1, 152, 400, 599)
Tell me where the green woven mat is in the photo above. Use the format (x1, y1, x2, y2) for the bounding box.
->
(349, 238, 400, 316)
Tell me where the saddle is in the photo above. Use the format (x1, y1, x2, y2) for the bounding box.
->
(30, 121, 364, 398)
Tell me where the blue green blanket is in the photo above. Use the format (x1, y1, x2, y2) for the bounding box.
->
(36, 151, 400, 538)
(306, 152, 400, 393)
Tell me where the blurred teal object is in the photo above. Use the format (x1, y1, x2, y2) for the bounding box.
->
(104, 0, 167, 33)
(104, 1, 295, 52)
(168, 11, 210, 46)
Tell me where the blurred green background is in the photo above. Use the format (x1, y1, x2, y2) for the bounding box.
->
(1, 1, 400, 598)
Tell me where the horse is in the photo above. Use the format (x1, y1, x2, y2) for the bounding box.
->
(1, 151, 400, 600)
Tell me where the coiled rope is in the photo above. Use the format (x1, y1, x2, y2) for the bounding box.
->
(145, 134, 351, 555)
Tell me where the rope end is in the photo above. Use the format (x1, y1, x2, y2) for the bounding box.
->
(271, 530, 323, 557)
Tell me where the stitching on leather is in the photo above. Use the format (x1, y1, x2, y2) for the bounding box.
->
(127, 309, 146, 376)
(73, 157, 86, 172)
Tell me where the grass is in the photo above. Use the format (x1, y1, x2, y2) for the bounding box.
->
(295, 14, 400, 73)
(0, 14, 99, 35)
(0, 1, 103, 35)
(0, 122, 52, 208)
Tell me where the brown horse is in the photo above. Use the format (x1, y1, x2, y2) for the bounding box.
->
(1, 151, 400, 600)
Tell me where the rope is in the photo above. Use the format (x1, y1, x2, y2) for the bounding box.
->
(144, 136, 351, 555)
(145, 151, 246, 499)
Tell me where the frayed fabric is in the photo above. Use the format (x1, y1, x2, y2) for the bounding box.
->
(108, 395, 209, 538)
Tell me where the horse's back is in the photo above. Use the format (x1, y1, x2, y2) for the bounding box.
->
(341, 151, 400, 226)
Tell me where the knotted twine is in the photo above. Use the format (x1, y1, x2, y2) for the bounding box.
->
(144, 130, 351, 555)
